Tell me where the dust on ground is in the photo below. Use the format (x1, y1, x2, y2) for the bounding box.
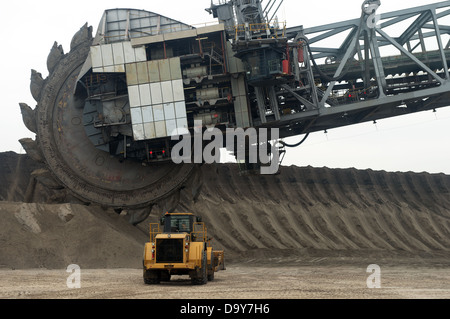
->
(1, 258, 449, 299)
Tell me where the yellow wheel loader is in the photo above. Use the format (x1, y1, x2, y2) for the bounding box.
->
(143, 213, 225, 285)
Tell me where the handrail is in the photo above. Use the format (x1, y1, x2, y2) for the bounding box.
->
(191, 222, 207, 243)
(149, 223, 161, 243)
(234, 21, 287, 41)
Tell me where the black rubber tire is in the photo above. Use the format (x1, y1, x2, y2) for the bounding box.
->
(207, 250, 215, 281)
(160, 271, 171, 282)
(143, 269, 161, 285)
(192, 252, 208, 285)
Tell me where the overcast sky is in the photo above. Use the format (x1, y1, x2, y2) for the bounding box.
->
(0, 0, 449, 174)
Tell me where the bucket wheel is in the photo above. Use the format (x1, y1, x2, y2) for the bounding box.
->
(19, 24, 199, 224)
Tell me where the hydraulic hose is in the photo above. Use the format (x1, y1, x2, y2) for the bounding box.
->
(279, 133, 310, 148)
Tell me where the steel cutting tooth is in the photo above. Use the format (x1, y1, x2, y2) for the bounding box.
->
(47, 42, 64, 74)
(127, 206, 154, 226)
(70, 23, 93, 51)
(19, 103, 37, 134)
(19, 138, 45, 163)
(30, 70, 44, 102)
(31, 168, 64, 190)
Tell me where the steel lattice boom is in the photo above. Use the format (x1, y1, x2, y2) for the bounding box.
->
(274, 0, 450, 137)
(19, 1, 450, 215)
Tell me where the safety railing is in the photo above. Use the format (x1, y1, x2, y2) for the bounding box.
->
(234, 21, 286, 41)
(149, 223, 161, 243)
(191, 222, 207, 243)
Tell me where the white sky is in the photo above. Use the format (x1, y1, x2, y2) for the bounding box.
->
(0, 0, 449, 174)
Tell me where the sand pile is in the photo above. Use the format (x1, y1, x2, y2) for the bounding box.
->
(0, 152, 449, 269)
(193, 165, 450, 260)
(0, 202, 147, 269)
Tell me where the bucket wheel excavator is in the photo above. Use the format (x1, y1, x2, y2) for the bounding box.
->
(19, 1, 450, 224)
(19, 22, 200, 224)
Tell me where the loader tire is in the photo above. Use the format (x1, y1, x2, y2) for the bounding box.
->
(143, 269, 160, 285)
(207, 250, 215, 281)
(192, 251, 207, 285)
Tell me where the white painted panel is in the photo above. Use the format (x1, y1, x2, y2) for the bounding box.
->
(130, 107, 143, 124)
(114, 64, 125, 73)
(176, 118, 189, 135)
(172, 79, 185, 101)
(116, 9, 127, 22)
(136, 61, 149, 84)
(126, 63, 138, 86)
(161, 81, 174, 103)
(150, 82, 163, 105)
(148, 60, 160, 83)
(169, 57, 182, 80)
(141, 105, 154, 123)
(128, 85, 141, 108)
(123, 41, 136, 64)
(175, 101, 187, 119)
(139, 84, 152, 106)
(101, 44, 114, 67)
(134, 46, 147, 62)
(112, 42, 125, 65)
(103, 65, 115, 73)
(133, 124, 145, 141)
(153, 104, 165, 122)
(164, 103, 176, 120)
(166, 119, 178, 137)
(144, 123, 156, 139)
(90, 46, 103, 68)
(154, 121, 167, 138)
(93, 67, 104, 73)
(158, 59, 171, 82)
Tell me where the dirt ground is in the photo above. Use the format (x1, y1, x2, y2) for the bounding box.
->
(1, 153, 449, 301)
(1, 258, 449, 299)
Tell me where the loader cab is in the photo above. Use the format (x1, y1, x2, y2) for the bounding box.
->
(161, 213, 202, 234)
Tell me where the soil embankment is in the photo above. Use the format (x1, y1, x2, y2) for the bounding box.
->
(0, 152, 449, 269)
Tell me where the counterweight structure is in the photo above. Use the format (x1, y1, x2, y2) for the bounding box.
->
(20, 1, 450, 222)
